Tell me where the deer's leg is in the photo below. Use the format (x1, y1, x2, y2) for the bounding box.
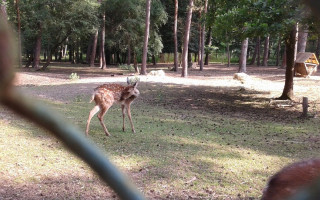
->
(121, 105, 126, 132)
(86, 105, 100, 136)
(126, 104, 135, 133)
(97, 106, 111, 136)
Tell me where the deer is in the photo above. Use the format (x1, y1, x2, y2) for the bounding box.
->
(261, 159, 320, 200)
(86, 82, 140, 136)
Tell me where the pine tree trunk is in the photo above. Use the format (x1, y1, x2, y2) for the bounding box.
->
(263, 35, 270, 66)
(100, 11, 106, 69)
(276, 37, 281, 66)
(278, 23, 298, 100)
(133, 51, 139, 73)
(227, 43, 230, 67)
(173, 0, 178, 71)
(249, 37, 259, 65)
(316, 34, 320, 59)
(297, 26, 308, 53)
(198, 21, 201, 65)
(181, 0, 194, 77)
(33, 23, 42, 70)
(238, 38, 248, 73)
(89, 30, 98, 67)
(15, 0, 22, 67)
(256, 36, 261, 66)
(141, 0, 151, 75)
(127, 44, 131, 65)
(199, 0, 208, 71)
(204, 26, 212, 65)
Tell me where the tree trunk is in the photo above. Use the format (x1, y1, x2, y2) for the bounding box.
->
(249, 37, 259, 65)
(133, 51, 139, 73)
(15, 0, 22, 67)
(89, 30, 98, 67)
(86, 37, 93, 64)
(100, 11, 106, 69)
(173, 0, 178, 71)
(297, 26, 308, 53)
(199, 0, 208, 71)
(198, 21, 201, 65)
(32, 23, 42, 70)
(25, 52, 33, 68)
(238, 38, 248, 73)
(181, 0, 194, 77)
(276, 36, 281, 66)
(278, 23, 298, 100)
(141, 0, 151, 75)
(127, 44, 131, 65)
(41, 50, 53, 70)
(204, 26, 212, 65)
(316, 34, 320, 59)
(263, 35, 270, 66)
(281, 45, 287, 68)
(256, 36, 261, 66)
(227, 43, 230, 67)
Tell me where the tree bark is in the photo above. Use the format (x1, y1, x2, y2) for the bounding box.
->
(249, 37, 258, 65)
(297, 26, 308, 53)
(316, 34, 320, 59)
(33, 23, 42, 70)
(256, 36, 261, 66)
(199, 0, 208, 71)
(238, 38, 248, 73)
(15, 0, 22, 67)
(204, 26, 212, 65)
(263, 35, 270, 66)
(127, 44, 131, 65)
(227, 43, 230, 67)
(173, 0, 178, 71)
(133, 51, 139, 73)
(99, 10, 106, 69)
(89, 30, 98, 67)
(278, 23, 298, 100)
(276, 36, 281, 66)
(141, 0, 151, 75)
(181, 0, 194, 77)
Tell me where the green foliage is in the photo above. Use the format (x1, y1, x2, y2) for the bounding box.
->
(119, 64, 135, 72)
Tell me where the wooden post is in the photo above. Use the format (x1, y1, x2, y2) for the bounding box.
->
(302, 97, 308, 117)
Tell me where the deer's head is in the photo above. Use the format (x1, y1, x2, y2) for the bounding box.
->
(120, 82, 140, 101)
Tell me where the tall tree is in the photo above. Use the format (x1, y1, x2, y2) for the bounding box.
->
(297, 25, 308, 53)
(99, 0, 106, 69)
(173, 0, 178, 71)
(15, 0, 22, 67)
(181, 0, 193, 77)
(263, 35, 269, 66)
(278, 23, 298, 100)
(199, 0, 208, 71)
(238, 38, 248, 73)
(89, 31, 98, 67)
(141, 0, 151, 75)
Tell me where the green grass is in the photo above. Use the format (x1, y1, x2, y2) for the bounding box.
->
(1, 80, 320, 199)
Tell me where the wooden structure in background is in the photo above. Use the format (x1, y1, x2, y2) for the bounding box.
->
(294, 52, 319, 77)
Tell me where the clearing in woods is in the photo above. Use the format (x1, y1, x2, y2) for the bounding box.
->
(1, 63, 320, 199)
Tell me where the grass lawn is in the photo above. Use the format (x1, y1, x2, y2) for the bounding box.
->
(1, 64, 320, 199)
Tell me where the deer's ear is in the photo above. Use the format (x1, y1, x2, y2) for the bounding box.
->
(133, 82, 138, 88)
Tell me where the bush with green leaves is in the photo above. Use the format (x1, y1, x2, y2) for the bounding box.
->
(119, 64, 135, 72)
